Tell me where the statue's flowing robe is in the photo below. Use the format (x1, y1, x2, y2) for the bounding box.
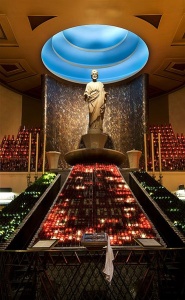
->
(84, 81, 106, 130)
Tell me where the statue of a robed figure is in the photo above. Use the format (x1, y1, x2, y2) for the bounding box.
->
(84, 69, 107, 134)
(65, 69, 124, 166)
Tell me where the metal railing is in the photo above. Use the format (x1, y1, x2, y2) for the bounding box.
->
(0, 247, 185, 300)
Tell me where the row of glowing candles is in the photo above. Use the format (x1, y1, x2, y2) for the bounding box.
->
(39, 206, 154, 245)
(144, 132, 185, 172)
(40, 220, 154, 245)
(28, 132, 46, 174)
(37, 164, 156, 245)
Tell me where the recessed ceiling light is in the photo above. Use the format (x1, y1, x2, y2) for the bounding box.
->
(41, 25, 149, 84)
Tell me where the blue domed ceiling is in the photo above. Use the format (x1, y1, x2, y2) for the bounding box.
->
(41, 25, 149, 84)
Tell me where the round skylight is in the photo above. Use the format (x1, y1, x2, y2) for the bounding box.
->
(41, 25, 149, 84)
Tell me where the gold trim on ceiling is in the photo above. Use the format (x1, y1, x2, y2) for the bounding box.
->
(0, 59, 36, 82)
(154, 58, 185, 82)
(0, 14, 18, 47)
(165, 62, 185, 76)
(172, 14, 185, 46)
(0, 24, 6, 39)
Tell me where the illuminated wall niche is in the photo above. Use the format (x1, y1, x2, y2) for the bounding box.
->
(43, 74, 147, 169)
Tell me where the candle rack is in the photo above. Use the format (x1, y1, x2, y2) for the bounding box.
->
(0, 127, 42, 172)
(33, 163, 159, 247)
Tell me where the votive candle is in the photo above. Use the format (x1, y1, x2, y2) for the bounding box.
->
(158, 132, 162, 172)
(35, 133, 39, 173)
(151, 133, 155, 172)
(28, 133, 32, 173)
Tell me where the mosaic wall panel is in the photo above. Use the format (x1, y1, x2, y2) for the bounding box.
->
(43, 74, 147, 169)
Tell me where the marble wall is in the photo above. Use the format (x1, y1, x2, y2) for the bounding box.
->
(169, 86, 185, 135)
(0, 85, 22, 142)
(44, 74, 147, 169)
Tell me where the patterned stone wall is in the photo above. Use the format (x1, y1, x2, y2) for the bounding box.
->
(43, 74, 147, 169)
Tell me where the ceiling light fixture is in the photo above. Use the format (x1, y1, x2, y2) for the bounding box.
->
(41, 25, 149, 84)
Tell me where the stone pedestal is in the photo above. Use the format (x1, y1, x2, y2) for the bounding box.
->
(127, 150, 142, 169)
(46, 151, 61, 169)
(82, 133, 108, 149)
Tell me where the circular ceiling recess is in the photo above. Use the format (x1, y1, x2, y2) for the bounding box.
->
(41, 25, 149, 84)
